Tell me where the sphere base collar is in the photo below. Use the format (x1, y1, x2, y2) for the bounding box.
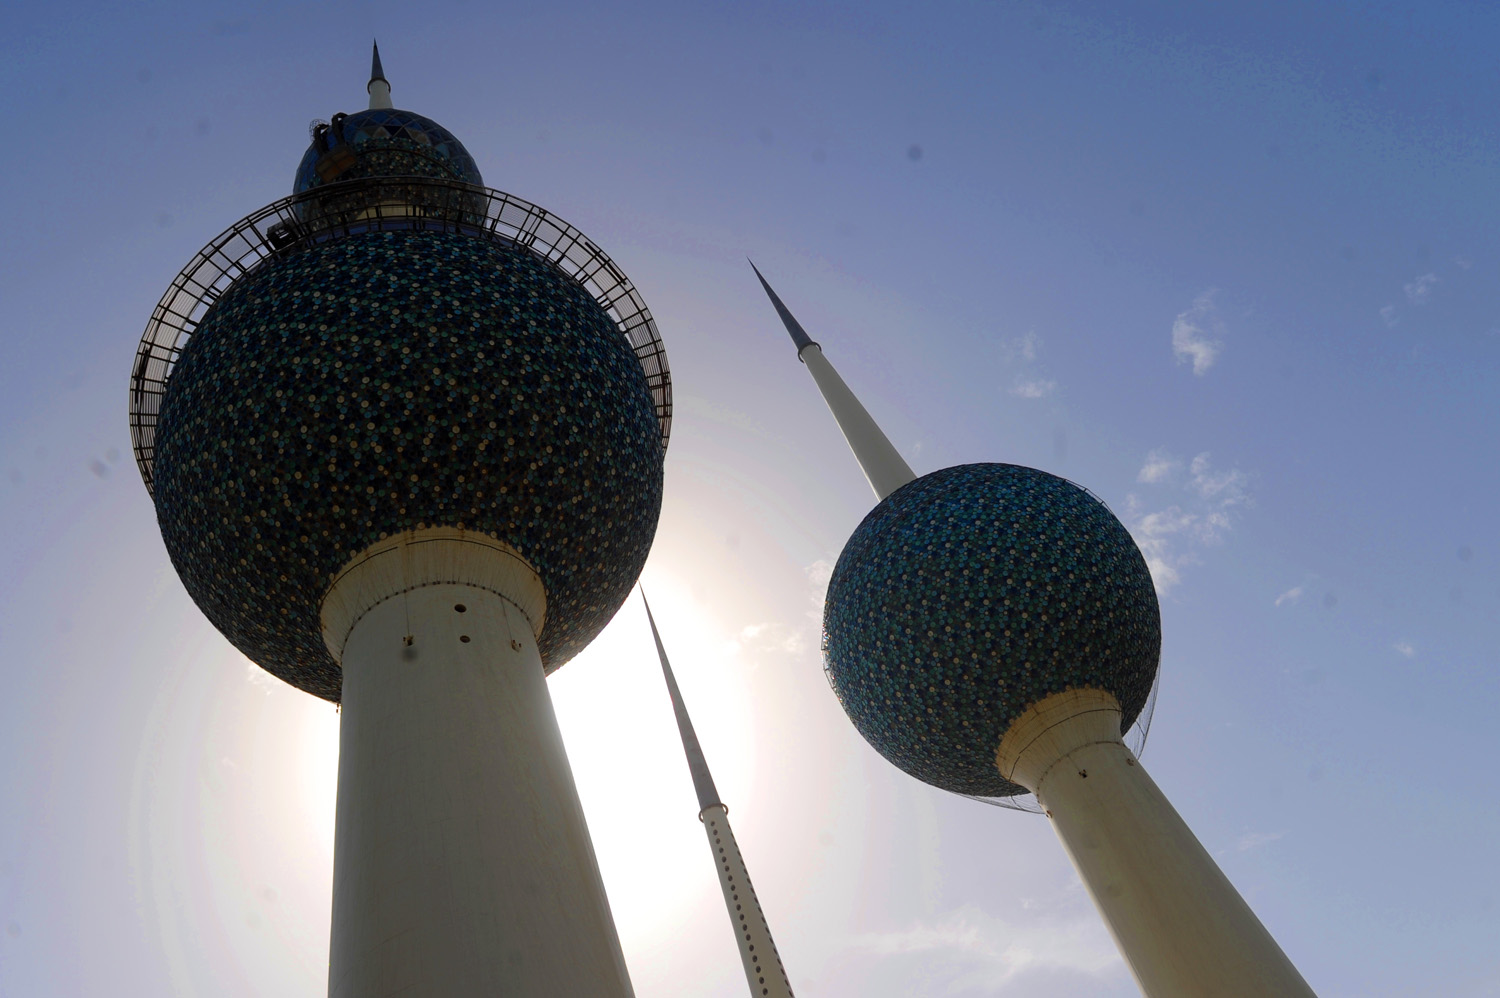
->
(320, 528, 547, 663)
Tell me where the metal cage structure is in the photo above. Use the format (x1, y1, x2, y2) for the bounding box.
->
(129, 176, 672, 496)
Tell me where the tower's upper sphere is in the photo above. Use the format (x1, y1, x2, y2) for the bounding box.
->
(153, 227, 662, 701)
(822, 463, 1160, 797)
(140, 66, 667, 702)
(294, 108, 483, 194)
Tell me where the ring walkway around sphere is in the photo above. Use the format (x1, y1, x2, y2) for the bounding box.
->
(130, 177, 672, 701)
(130, 175, 672, 494)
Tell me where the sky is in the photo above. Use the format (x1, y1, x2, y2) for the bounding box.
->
(2, 1, 1498, 995)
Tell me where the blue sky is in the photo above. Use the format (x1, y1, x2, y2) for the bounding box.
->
(1, 2, 1497, 995)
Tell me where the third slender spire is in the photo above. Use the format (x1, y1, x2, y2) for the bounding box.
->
(642, 593, 795, 998)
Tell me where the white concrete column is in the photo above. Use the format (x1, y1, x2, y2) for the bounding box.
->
(367, 78, 393, 110)
(996, 689, 1317, 998)
(321, 529, 633, 998)
(701, 805, 795, 998)
(799, 344, 917, 501)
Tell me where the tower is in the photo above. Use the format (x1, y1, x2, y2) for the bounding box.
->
(753, 266, 1317, 998)
(128, 48, 671, 996)
(640, 594, 795, 998)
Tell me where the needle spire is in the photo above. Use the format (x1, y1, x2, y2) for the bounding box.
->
(640, 591, 796, 998)
(368, 40, 393, 110)
(642, 591, 721, 811)
(749, 258, 817, 355)
(749, 262, 916, 500)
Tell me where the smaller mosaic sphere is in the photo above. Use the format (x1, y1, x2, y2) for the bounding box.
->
(293, 108, 483, 194)
(823, 463, 1161, 797)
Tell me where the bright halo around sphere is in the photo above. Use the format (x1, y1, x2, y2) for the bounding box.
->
(294, 694, 340, 862)
(549, 583, 755, 946)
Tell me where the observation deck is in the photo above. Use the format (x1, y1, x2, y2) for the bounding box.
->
(130, 175, 672, 497)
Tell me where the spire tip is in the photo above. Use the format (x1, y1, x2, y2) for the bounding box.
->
(370, 40, 388, 85)
(642, 592, 723, 813)
(367, 40, 393, 109)
(749, 262, 817, 354)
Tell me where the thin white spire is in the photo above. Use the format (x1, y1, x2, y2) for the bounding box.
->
(641, 593, 796, 998)
(750, 261, 917, 500)
(642, 593, 720, 812)
(367, 40, 393, 110)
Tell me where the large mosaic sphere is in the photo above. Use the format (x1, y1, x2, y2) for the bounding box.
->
(153, 227, 663, 702)
(823, 463, 1160, 797)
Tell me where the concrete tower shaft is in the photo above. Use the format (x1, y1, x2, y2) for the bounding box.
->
(324, 530, 633, 997)
(997, 689, 1315, 997)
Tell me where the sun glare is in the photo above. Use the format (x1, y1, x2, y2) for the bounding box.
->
(549, 579, 756, 948)
(295, 695, 341, 863)
(276, 578, 756, 951)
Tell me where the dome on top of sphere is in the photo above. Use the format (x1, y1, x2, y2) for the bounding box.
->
(293, 108, 484, 195)
(822, 463, 1161, 798)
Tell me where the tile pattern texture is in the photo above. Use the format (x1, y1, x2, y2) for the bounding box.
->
(823, 463, 1160, 797)
(294, 108, 484, 194)
(153, 227, 663, 701)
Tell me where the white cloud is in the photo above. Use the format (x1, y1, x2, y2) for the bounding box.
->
(1010, 376, 1056, 399)
(1188, 452, 1249, 508)
(1003, 330, 1041, 363)
(1274, 585, 1304, 607)
(724, 620, 807, 657)
(726, 559, 837, 659)
(1138, 555, 1182, 594)
(245, 659, 278, 695)
(1404, 272, 1439, 305)
(804, 558, 834, 625)
(1453, 256, 1473, 270)
(1127, 452, 1251, 594)
(1172, 290, 1224, 375)
(1134, 505, 1197, 539)
(804, 558, 833, 590)
(1237, 830, 1286, 852)
(857, 903, 1121, 992)
(1001, 332, 1058, 397)
(1127, 503, 1195, 593)
(1379, 304, 1399, 328)
(1394, 641, 1416, 658)
(1136, 448, 1180, 484)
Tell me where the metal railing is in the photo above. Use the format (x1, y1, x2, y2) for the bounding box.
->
(129, 176, 672, 496)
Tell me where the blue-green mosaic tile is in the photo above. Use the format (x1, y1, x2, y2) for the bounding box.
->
(294, 108, 483, 194)
(153, 227, 663, 702)
(823, 463, 1160, 797)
